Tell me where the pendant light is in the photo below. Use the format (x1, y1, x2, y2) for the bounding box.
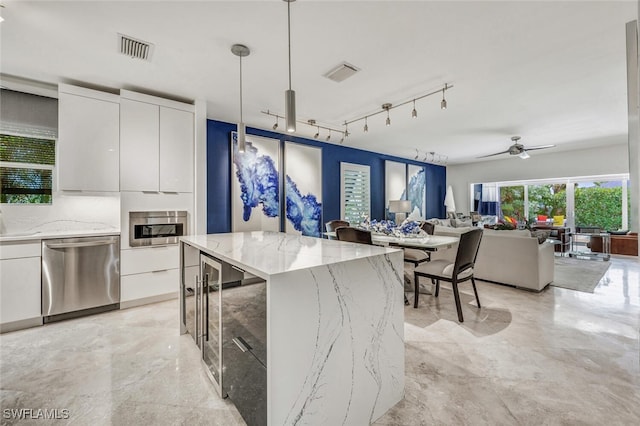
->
(284, 0, 296, 132)
(232, 44, 250, 153)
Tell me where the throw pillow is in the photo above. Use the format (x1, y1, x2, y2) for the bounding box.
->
(531, 230, 551, 244)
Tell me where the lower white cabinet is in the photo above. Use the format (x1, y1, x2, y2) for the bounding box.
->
(121, 269, 179, 303)
(120, 246, 180, 307)
(0, 256, 41, 326)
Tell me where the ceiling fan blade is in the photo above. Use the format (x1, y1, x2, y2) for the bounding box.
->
(525, 144, 555, 151)
(476, 149, 511, 159)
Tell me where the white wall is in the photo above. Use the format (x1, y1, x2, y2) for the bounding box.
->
(446, 142, 629, 214)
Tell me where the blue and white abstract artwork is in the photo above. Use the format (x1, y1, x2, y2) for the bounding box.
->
(231, 132, 281, 232)
(407, 165, 426, 219)
(284, 142, 323, 237)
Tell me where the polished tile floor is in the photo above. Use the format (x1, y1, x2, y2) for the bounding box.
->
(1, 256, 639, 425)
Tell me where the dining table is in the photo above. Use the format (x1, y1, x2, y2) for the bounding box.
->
(324, 231, 459, 252)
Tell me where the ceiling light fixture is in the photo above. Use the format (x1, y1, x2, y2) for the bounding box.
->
(231, 43, 250, 153)
(0, 4, 5, 23)
(272, 115, 279, 130)
(441, 83, 448, 110)
(261, 110, 346, 140)
(344, 83, 452, 132)
(284, 0, 296, 132)
(414, 149, 419, 160)
(326, 130, 331, 141)
(344, 123, 350, 138)
(383, 103, 392, 126)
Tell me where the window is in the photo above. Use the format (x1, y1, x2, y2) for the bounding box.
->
(340, 162, 370, 225)
(0, 89, 58, 204)
(0, 134, 55, 203)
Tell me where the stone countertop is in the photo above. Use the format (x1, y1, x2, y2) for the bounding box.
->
(181, 231, 401, 279)
(0, 228, 120, 243)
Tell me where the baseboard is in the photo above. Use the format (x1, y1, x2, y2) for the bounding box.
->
(0, 317, 43, 334)
(120, 292, 178, 309)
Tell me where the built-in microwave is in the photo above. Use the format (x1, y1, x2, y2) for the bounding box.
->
(129, 211, 187, 247)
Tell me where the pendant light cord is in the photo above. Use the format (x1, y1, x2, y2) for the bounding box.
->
(239, 55, 243, 122)
(287, 0, 292, 91)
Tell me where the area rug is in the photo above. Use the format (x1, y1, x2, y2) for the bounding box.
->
(552, 256, 611, 293)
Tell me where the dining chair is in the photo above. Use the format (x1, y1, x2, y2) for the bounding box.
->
(403, 221, 436, 266)
(413, 228, 483, 322)
(325, 220, 350, 240)
(335, 227, 373, 245)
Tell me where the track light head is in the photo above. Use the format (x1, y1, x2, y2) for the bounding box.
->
(364, 117, 369, 132)
(414, 149, 419, 160)
(340, 137, 344, 144)
(441, 84, 448, 110)
(412, 100, 417, 118)
(382, 103, 392, 126)
(272, 116, 279, 130)
(326, 130, 331, 141)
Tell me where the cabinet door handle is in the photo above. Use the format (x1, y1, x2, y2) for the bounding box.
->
(204, 273, 209, 341)
(232, 336, 252, 353)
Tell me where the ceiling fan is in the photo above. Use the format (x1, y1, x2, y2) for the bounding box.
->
(477, 136, 555, 159)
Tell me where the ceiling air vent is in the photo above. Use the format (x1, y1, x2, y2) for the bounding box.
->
(118, 33, 154, 61)
(323, 62, 360, 83)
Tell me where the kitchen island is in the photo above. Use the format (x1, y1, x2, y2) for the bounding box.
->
(180, 231, 404, 426)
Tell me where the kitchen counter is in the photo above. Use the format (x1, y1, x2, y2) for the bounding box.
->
(180, 230, 400, 279)
(0, 228, 120, 243)
(180, 232, 405, 425)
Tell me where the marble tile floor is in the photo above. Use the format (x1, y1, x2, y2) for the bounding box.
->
(1, 255, 639, 425)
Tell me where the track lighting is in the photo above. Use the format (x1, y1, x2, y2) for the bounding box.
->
(272, 116, 279, 130)
(340, 136, 344, 144)
(231, 44, 250, 153)
(261, 111, 346, 141)
(441, 83, 448, 110)
(343, 84, 452, 134)
(383, 103, 392, 126)
(284, 0, 296, 132)
(414, 149, 419, 160)
(326, 130, 331, 141)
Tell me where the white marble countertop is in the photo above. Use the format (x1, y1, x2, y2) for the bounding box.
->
(181, 231, 401, 279)
(0, 228, 120, 243)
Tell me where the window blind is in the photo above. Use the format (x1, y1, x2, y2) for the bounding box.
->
(0, 89, 58, 139)
(340, 162, 371, 225)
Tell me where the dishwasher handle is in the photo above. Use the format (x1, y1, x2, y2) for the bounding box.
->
(45, 240, 117, 249)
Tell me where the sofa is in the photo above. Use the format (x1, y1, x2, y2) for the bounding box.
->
(427, 223, 555, 291)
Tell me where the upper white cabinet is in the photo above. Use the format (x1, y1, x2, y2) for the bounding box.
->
(160, 107, 194, 193)
(120, 98, 160, 191)
(120, 91, 194, 193)
(58, 84, 120, 192)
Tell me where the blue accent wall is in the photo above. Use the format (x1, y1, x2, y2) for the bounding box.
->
(207, 119, 447, 233)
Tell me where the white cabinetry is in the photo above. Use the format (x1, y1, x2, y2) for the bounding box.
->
(58, 84, 120, 192)
(0, 242, 42, 332)
(120, 91, 194, 193)
(120, 245, 180, 308)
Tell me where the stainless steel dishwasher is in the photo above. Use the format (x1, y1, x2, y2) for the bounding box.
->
(42, 235, 120, 323)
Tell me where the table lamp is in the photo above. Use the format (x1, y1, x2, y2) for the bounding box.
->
(389, 200, 412, 223)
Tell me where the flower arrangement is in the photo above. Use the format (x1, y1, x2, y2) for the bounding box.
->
(359, 218, 423, 236)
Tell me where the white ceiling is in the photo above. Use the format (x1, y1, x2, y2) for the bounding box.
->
(0, 1, 637, 164)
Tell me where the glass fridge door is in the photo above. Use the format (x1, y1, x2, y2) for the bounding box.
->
(201, 254, 222, 394)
